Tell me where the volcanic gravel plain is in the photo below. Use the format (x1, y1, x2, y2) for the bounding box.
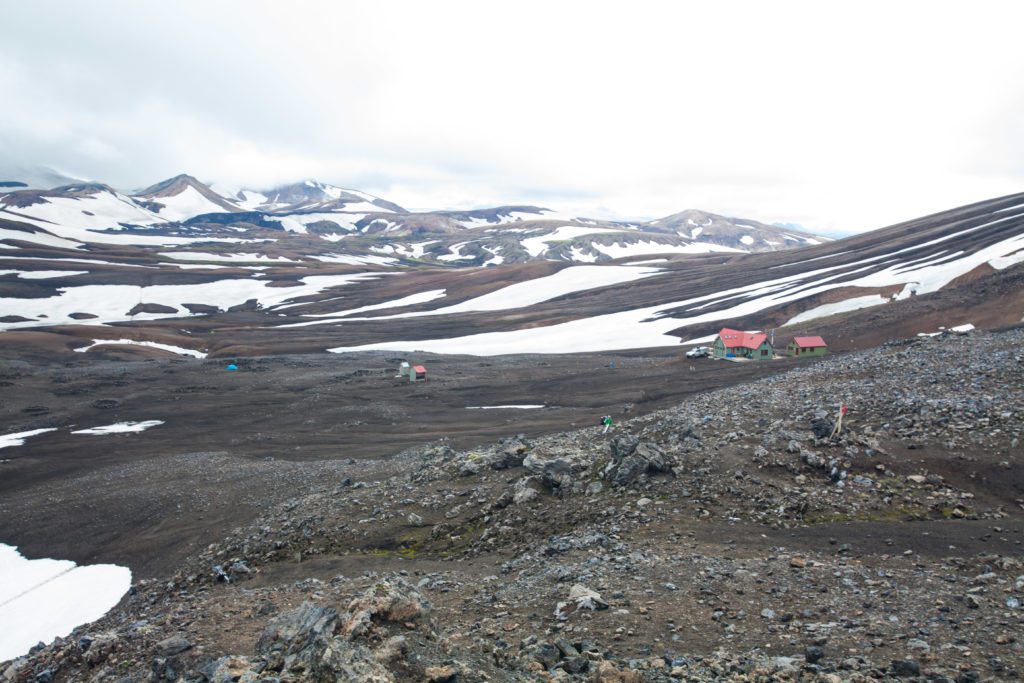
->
(1, 323, 1022, 682)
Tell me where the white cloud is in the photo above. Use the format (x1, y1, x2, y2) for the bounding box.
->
(0, 0, 1022, 234)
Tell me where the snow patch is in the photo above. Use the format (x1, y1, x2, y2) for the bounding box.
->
(311, 253, 399, 266)
(71, 420, 164, 435)
(0, 270, 88, 279)
(437, 242, 476, 262)
(785, 295, 888, 325)
(74, 339, 207, 358)
(430, 266, 661, 314)
(162, 252, 298, 264)
(0, 428, 57, 449)
(0, 544, 132, 662)
(520, 226, 624, 257)
(465, 405, 545, 410)
(592, 241, 742, 259)
(282, 289, 448, 325)
(143, 185, 231, 222)
(0, 227, 84, 250)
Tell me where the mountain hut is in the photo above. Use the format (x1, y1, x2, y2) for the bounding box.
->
(713, 328, 774, 360)
(787, 336, 827, 357)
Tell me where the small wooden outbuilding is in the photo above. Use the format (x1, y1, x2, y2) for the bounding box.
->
(788, 336, 827, 357)
(410, 365, 427, 382)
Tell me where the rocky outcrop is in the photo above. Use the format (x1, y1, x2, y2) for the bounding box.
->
(601, 435, 673, 487)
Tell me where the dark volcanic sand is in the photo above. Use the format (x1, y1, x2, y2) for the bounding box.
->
(0, 349, 796, 578)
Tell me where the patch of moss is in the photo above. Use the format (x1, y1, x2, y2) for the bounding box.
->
(803, 505, 930, 524)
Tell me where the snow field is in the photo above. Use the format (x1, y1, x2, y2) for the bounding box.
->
(143, 185, 230, 222)
(520, 226, 625, 257)
(328, 229, 1024, 356)
(0, 272, 385, 330)
(592, 240, 742, 259)
(0, 544, 132, 662)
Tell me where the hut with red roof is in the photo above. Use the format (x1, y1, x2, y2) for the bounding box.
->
(713, 328, 774, 361)
(787, 336, 828, 357)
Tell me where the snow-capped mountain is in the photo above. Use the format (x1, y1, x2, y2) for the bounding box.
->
(646, 209, 827, 251)
(132, 174, 242, 221)
(0, 173, 835, 267)
(0, 183, 168, 248)
(225, 180, 407, 215)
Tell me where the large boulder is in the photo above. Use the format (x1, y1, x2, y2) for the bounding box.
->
(602, 436, 672, 487)
(256, 602, 338, 673)
(340, 579, 429, 640)
(523, 450, 584, 489)
(243, 583, 427, 681)
(486, 435, 532, 469)
(811, 415, 834, 439)
(512, 476, 544, 504)
(554, 583, 609, 620)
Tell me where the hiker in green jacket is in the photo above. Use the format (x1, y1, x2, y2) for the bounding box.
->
(601, 415, 613, 434)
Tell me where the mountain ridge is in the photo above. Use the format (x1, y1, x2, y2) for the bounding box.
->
(0, 172, 830, 262)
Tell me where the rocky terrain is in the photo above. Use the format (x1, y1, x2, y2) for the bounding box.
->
(3, 326, 1021, 682)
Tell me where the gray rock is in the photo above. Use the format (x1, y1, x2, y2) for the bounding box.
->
(523, 451, 577, 489)
(532, 641, 561, 668)
(907, 638, 930, 654)
(603, 437, 672, 487)
(811, 416, 833, 439)
(154, 634, 192, 657)
(256, 602, 338, 671)
(512, 476, 543, 504)
(891, 659, 920, 677)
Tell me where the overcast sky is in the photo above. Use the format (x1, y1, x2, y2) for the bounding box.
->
(2, 1, 1023, 234)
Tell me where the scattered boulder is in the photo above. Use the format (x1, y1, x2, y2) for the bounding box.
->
(811, 415, 833, 439)
(340, 579, 428, 640)
(555, 583, 609, 619)
(512, 476, 543, 505)
(602, 435, 671, 487)
(890, 659, 921, 677)
(523, 450, 578, 489)
(154, 634, 192, 657)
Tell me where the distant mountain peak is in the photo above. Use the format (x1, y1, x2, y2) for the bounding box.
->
(256, 180, 407, 214)
(646, 208, 829, 251)
(136, 174, 211, 197)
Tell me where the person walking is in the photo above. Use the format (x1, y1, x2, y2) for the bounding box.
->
(601, 415, 613, 434)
